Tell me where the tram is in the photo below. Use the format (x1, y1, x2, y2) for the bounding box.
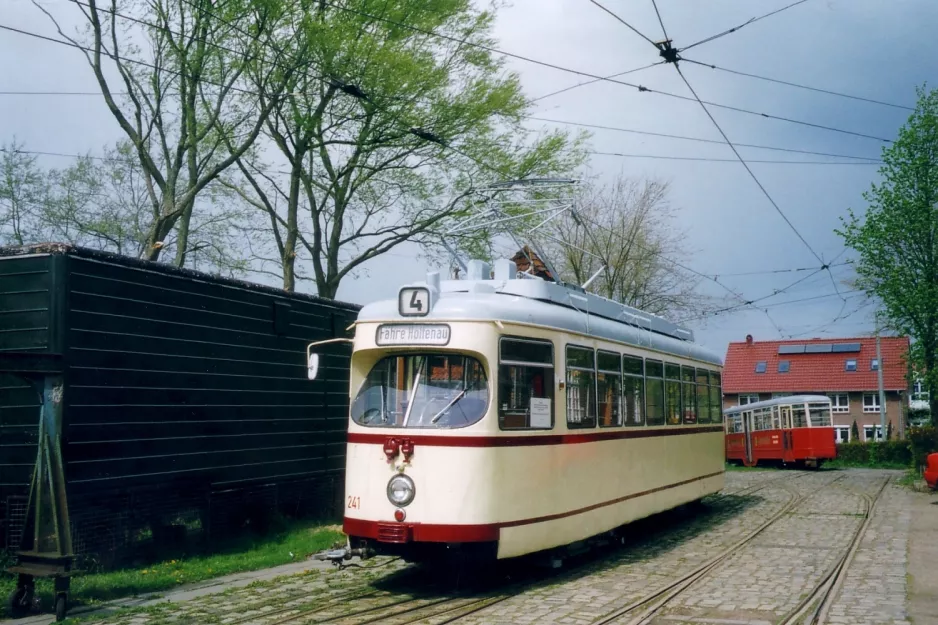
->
(308, 258, 726, 564)
(723, 395, 837, 469)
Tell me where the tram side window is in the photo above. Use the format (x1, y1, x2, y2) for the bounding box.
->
(681, 366, 697, 424)
(709, 372, 723, 424)
(726, 413, 744, 434)
(752, 407, 773, 431)
(792, 403, 808, 428)
(808, 403, 832, 427)
(623, 355, 645, 426)
(597, 351, 622, 427)
(645, 359, 665, 426)
(665, 363, 682, 425)
(498, 338, 555, 430)
(696, 369, 711, 424)
(566, 346, 597, 429)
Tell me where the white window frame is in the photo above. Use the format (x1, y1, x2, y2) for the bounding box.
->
(863, 424, 884, 442)
(845, 359, 857, 372)
(870, 358, 879, 371)
(772, 392, 792, 399)
(834, 425, 850, 444)
(912, 380, 930, 402)
(862, 393, 880, 413)
(738, 393, 760, 405)
(829, 393, 849, 413)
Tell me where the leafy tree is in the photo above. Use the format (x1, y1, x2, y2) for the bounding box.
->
(838, 86, 938, 425)
(36, 0, 299, 266)
(0, 140, 46, 245)
(226, 0, 586, 296)
(851, 420, 860, 442)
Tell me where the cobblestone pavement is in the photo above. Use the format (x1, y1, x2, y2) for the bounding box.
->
(36, 469, 914, 625)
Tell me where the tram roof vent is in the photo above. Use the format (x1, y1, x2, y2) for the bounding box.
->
(467, 259, 491, 281)
(493, 259, 517, 281)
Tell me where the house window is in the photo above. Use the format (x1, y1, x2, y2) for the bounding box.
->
(739, 393, 760, 405)
(863, 393, 880, 413)
(566, 346, 596, 429)
(778, 360, 790, 373)
(829, 393, 849, 413)
(755, 361, 767, 373)
(845, 359, 857, 372)
(912, 380, 929, 402)
(834, 426, 850, 444)
(870, 359, 879, 371)
(772, 392, 792, 399)
(863, 424, 884, 442)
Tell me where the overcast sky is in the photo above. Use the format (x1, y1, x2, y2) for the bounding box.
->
(3, 0, 935, 357)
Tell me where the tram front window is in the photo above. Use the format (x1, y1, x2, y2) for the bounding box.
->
(351, 354, 488, 428)
(808, 403, 832, 427)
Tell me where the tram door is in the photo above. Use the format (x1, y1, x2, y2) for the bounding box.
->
(780, 406, 793, 453)
(743, 410, 753, 465)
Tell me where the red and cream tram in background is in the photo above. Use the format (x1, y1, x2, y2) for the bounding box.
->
(308, 258, 726, 564)
(723, 395, 837, 469)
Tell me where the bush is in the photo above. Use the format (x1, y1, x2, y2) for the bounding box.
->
(908, 425, 938, 471)
(835, 440, 911, 468)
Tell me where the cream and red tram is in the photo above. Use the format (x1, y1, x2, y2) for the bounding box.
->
(310, 259, 725, 563)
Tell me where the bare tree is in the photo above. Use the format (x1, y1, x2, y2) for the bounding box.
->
(542, 175, 715, 319)
(35, 0, 297, 266)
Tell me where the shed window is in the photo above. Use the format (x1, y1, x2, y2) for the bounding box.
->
(498, 337, 554, 430)
(778, 360, 790, 373)
(623, 355, 644, 426)
(566, 346, 596, 429)
(755, 361, 767, 373)
(845, 359, 857, 372)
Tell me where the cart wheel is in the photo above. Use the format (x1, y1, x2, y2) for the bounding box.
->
(8, 586, 34, 618)
(55, 595, 67, 622)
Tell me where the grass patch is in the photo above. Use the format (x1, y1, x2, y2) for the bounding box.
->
(0, 523, 343, 618)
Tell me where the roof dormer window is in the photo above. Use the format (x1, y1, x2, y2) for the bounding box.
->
(845, 359, 857, 372)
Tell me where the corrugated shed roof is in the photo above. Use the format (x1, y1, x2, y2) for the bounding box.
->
(723, 336, 910, 393)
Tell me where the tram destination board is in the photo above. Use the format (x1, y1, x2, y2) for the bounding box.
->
(376, 323, 451, 346)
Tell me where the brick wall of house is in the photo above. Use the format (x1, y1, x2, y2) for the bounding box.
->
(722, 392, 904, 442)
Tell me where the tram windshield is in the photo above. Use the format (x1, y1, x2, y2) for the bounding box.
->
(351, 353, 488, 428)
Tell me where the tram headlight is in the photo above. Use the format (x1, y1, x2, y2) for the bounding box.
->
(387, 474, 415, 507)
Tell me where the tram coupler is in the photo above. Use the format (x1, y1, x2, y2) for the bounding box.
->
(312, 545, 375, 566)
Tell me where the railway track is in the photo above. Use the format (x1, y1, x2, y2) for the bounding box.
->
(583, 473, 890, 625)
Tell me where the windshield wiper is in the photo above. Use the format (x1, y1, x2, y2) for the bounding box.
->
(430, 388, 467, 424)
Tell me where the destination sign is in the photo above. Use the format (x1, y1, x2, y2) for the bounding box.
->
(376, 324, 451, 346)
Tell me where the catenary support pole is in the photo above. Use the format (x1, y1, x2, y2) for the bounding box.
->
(876, 333, 887, 441)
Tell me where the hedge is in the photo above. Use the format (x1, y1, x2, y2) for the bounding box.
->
(835, 440, 912, 467)
(908, 425, 938, 471)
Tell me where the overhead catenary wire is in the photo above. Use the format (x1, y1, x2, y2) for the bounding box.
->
(680, 58, 914, 111)
(586, 0, 658, 47)
(589, 151, 879, 165)
(528, 117, 882, 161)
(530, 61, 666, 103)
(651, 0, 669, 40)
(680, 0, 813, 53)
(314, 0, 892, 144)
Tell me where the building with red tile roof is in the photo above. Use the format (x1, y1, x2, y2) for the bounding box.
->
(723, 335, 912, 443)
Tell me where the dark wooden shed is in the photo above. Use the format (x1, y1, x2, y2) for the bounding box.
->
(0, 244, 359, 560)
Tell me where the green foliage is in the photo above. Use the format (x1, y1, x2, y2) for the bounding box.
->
(832, 440, 911, 468)
(908, 425, 938, 471)
(837, 85, 938, 423)
(0, 523, 342, 617)
(851, 420, 860, 441)
(886, 420, 894, 440)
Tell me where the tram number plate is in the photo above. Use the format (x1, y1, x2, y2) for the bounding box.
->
(347, 496, 360, 509)
(399, 287, 430, 316)
(376, 324, 451, 346)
